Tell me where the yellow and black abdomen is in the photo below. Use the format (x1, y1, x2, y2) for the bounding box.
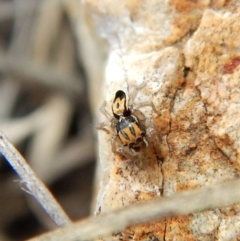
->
(116, 115, 145, 151)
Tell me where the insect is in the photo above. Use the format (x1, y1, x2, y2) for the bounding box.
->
(97, 49, 159, 157)
(111, 89, 148, 152)
(97, 78, 157, 157)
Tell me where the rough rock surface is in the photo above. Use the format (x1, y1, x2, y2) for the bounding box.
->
(83, 0, 240, 240)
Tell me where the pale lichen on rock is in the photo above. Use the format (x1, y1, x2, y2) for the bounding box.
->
(83, 0, 240, 240)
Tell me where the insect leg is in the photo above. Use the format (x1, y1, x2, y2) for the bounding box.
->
(128, 80, 148, 108)
(96, 122, 112, 134)
(111, 135, 136, 160)
(100, 101, 112, 121)
(134, 100, 158, 114)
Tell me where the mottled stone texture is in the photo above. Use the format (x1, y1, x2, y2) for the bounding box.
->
(83, 0, 240, 240)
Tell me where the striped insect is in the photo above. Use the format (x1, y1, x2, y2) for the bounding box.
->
(97, 48, 159, 157)
(112, 90, 148, 152)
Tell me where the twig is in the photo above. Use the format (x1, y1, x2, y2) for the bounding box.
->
(43, 133, 95, 183)
(0, 52, 82, 98)
(0, 2, 14, 21)
(27, 178, 240, 241)
(0, 79, 20, 118)
(31, 0, 62, 62)
(0, 132, 71, 227)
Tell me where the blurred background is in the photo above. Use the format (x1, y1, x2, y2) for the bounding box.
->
(0, 0, 106, 240)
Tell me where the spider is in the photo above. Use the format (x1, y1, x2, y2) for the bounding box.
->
(97, 80, 159, 157)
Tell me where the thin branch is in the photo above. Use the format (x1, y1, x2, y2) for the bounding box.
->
(27, 178, 240, 241)
(0, 1, 39, 22)
(0, 52, 82, 98)
(0, 79, 20, 118)
(0, 132, 71, 227)
(43, 134, 95, 183)
(0, 2, 14, 21)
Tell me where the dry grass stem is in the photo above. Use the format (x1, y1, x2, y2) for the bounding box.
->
(0, 2, 14, 21)
(27, 178, 240, 241)
(0, 132, 71, 227)
(0, 52, 82, 98)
